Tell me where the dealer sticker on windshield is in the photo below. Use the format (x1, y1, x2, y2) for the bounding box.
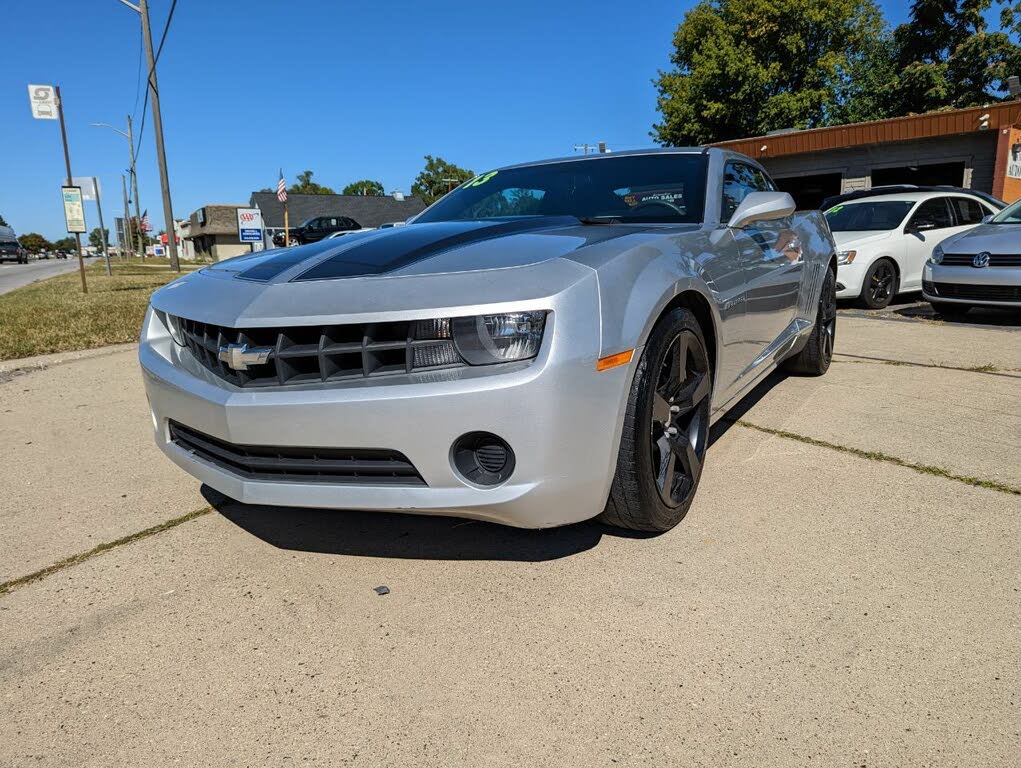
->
(463, 170, 499, 189)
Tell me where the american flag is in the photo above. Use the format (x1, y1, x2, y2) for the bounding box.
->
(276, 170, 288, 203)
(141, 210, 151, 232)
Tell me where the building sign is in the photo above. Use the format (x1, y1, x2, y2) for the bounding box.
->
(72, 176, 101, 201)
(237, 207, 264, 243)
(1008, 142, 1021, 180)
(61, 186, 87, 233)
(28, 84, 58, 120)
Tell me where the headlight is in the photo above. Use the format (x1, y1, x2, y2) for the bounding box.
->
(153, 308, 186, 346)
(452, 311, 547, 365)
(930, 244, 944, 265)
(837, 250, 856, 264)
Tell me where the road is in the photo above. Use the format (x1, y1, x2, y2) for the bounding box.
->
(0, 256, 99, 296)
(1, 314, 1019, 766)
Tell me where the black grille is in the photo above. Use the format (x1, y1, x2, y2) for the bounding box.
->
(175, 315, 465, 388)
(942, 253, 1021, 267)
(169, 421, 425, 485)
(928, 282, 1021, 301)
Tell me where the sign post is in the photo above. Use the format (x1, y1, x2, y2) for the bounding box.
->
(30, 84, 87, 293)
(237, 207, 265, 250)
(76, 176, 112, 276)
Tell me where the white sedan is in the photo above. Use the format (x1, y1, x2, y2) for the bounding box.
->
(824, 191, 1000, 308)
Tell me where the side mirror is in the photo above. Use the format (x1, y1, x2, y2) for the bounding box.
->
(727, 191, 796, 229)
(909, 222, 936, 233)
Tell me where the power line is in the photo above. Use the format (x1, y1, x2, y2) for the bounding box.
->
(133, 0, 177, 162)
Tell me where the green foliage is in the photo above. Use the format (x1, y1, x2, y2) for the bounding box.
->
(411, 156, 474, 206)
(19, 233, 51, 253)
(0, 213, 8, 226)
(653, 0, 889, 145)
(884, 0, 1017, 114)
(53, 237, 76, 251)
(289, 170, 335, 195)
(342, 180, 385, 196)
(88, 227, 110, 250)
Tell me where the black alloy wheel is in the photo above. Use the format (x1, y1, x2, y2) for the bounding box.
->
(862, 259, 896, 309)
(649, 331, 711, 506)
(601, 308, 712, 532)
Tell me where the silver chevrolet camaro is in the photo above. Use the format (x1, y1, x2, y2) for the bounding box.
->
(140, 148, 837, 531)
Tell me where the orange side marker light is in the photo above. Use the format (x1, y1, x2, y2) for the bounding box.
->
(596, 349, 634, 371)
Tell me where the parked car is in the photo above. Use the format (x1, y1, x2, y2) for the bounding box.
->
(0, 225, 28, 263)
(923, 197, 1021, 317)
(824, 190, 1000, 308)
(821, 185, 1005, 213)
(271, 216, 362, 247)
(140, 148, 836, 533)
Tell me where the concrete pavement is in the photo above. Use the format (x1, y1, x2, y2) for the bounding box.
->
(0, 256, 99, 296)
(1, 312, 1019, 766)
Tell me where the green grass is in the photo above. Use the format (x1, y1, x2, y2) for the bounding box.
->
(0, 258, 203, 362)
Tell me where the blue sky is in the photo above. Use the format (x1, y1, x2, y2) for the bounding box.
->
(2, 0, 916, 240)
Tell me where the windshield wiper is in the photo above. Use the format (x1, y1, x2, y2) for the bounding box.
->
(576, 215, 623, 225)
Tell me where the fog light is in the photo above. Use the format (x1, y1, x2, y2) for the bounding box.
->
(452, 432, 515, 486)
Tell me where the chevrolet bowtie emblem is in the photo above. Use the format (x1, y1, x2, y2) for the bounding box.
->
(217, 343, 273, 371)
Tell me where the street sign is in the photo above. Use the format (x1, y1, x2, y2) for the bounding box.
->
(27, 84, 58, 120)
(237, 207, 264, 243)
(61, 186, 87, 233)
(72, 177, 101, 201)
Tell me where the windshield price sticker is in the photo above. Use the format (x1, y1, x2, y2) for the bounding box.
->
(463, 171, 499, 189)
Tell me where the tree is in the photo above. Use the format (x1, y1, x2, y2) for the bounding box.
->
(88, 227, 110, 250)
(53, 237, 75, 251)
(652, 0, 889, 145)
(411, 156, 474, 206)
(289, 170, 335, 195)
(884, 0, 1018, 115)
(0, 213, 7, 227)
(342, 180, 385, 196)
(19, 233, 52, 253)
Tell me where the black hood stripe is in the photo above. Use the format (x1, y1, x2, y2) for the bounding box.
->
(234, 239, 344, 282)
(290, 217, 581, 281)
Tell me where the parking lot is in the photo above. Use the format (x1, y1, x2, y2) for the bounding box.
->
(1, 309, 1019, 766)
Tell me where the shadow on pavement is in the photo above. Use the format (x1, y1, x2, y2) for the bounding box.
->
(838, 292, 1021, 327)
(204, 486, 656, 562)
(708, 369, 788, 447)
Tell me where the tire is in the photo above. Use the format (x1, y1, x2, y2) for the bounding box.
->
(859, 258, 897, 309)
(783, 267, 836, 376)
(600, 308, 712, 532)
(931, 301, 970, 320)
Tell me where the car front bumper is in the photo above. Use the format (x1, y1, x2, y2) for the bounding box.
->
(922, 263, 1021, 308)
(835, 260, 869, 299)
(139, 299, 638, 529)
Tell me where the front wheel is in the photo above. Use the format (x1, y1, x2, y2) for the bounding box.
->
(859, 258, 897, 309)
(600, 308, 712, 532)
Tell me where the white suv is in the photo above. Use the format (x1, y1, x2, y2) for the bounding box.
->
(824, 191, 1000, 308)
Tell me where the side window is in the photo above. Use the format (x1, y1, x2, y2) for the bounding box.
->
(308, 218, 322, 230)
(949, 197, 985, 226)
(908, 198, 954, 231)
(722, 162, 774, 221)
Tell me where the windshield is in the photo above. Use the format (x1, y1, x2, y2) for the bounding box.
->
(416, 154, 709, 224)
(990, 198, 1021, 223)
(824, 201, 914, 231)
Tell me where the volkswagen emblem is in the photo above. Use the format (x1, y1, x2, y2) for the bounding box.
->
(217, 343, 273, 371)
(972, 251, 991, 268)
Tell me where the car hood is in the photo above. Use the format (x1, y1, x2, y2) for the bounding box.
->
(830, 230, 894, 249)
(149, 216, 680, 327)
(938, 223, 1021, 253)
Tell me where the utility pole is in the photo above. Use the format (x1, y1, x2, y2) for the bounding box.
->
(56, 86, 88, 294)
(139, 0, 180, 271)
(127, 115, 145, 258)
(93, 177, 112, 276)
(121, 174, 133, 258)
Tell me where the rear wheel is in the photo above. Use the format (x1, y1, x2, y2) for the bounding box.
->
(600, 309, 712, 532)
(783, 267, 836, 376)
(860, 258, 897, 309)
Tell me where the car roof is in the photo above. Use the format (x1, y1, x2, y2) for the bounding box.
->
(835, 190, 993, 206)
(494, 147, 708, 172)
(823, 185, 1004, 210)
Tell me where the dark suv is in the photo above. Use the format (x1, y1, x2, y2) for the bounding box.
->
(273, 215, 361, 247)
(0, 240, 27, 264)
